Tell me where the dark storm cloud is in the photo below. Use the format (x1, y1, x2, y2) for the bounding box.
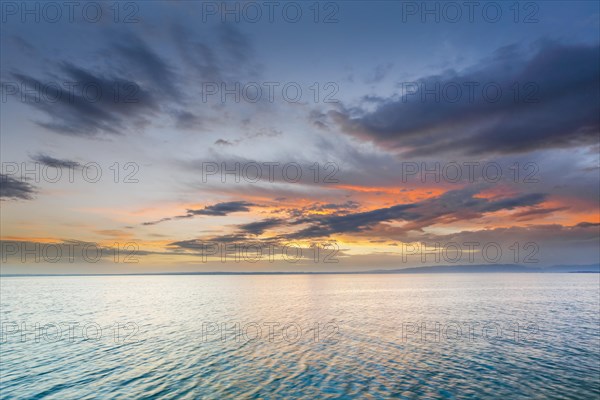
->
(30, 154, 80, 169)
(171, 202, 357, 240)
(315, 201, 360, 211)
(5, 17, 272, 139)
(575, 222, 600, 228)
(513, 206, 570, 221)
(479, 193, 547, 213)
(239, 218, 284, 235)
(170, 235, 249, 250)
(9, 62, 158, 136)
(142, 201, 255, 225)
(167, 236, 322, 262)
(284, 201, 361, 219)
(4, 27, 198, 137)
(287, 188, 547, 239)
(188, 201, 255, 216)
(288, 203, 419, 239)
(168, 235, 281, 255)
(333, 42, 600, 155)
(142, 217, 175, 226)
(162, 188, 552, 255)
(0, 174, 36, 200)
(399, 189, 547, 231)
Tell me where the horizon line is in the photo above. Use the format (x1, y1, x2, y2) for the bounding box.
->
(2, 263, 599, 277)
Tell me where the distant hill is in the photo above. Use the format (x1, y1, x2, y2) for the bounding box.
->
(369, 264, 600, 274)
(1, 264, 599, 277)
(543, 264, 600, 273)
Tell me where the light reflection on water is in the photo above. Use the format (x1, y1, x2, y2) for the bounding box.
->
(1, 273, 599, 399)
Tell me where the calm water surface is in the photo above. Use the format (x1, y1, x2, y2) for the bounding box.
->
(1, 274, 599, 399)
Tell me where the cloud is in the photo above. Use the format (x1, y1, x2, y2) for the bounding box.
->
(142, 217, 175, 226)
(7, 24, 263, 138)
(313, 200, 360, 211)
(397, 188, 547, 231)
(7, 35, 35, 53)
(333, 41, 600, 156)
(166, 236, 320, 263)
(172, 23, 260, 84)
(513, 206, 570, 221)
(142, 201, 255, 225)
(218, 24, 253, 65)
(212, 128, 283, 147)
(112, 33, 181, 100)
(187, 201, 255, 216)
(288, 203, 418, 239)
(172, 24, 221, 82)
(30, 154, 81, 169)
(287, 187, 547, 239)
(365, 62, 394, 84)
(9, 62, 158, 136)
(575, 222, 600, 228)
(239, 218, 284, 235)
(174, 110, 203, 130)
(0, 174, 36, 200)
(284, 201, 361, 218)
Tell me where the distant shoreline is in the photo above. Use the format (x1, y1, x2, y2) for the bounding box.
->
(1, 264, 599, 277)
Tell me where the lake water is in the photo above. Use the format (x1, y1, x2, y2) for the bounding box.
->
(1, 274, 599, 399)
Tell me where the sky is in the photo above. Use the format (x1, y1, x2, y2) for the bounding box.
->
(0, 0, 599, 273)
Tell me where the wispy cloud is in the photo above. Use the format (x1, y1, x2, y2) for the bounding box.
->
(0, 175, 36, 200)
(142, 201, 256, 225)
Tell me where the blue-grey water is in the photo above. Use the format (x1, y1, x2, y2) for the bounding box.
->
(1, 274, 599, 399)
